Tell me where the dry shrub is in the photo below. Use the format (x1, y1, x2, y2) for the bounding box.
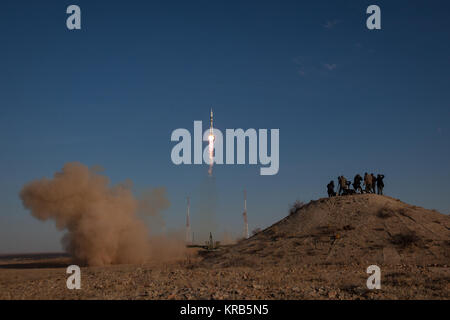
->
(220, 257, 255, 268)
(289, 200, 305, 215)
(252, 228, 262, 236)
(236, 237, 246, 243)
(390, 232, 420, 248)
(343, 225, 354, 231)
(377, 206, 394, 219)
(397, 207, 410, 217)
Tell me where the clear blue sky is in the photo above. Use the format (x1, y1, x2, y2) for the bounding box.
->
(1, 0, 449, 252)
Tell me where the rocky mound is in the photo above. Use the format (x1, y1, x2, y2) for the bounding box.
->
(203, 194, 450, 267)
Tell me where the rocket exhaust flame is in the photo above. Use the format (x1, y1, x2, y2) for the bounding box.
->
(208, 134, 214, 176)
(208, 108, 215, 176)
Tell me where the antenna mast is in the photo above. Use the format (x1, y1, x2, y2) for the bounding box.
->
(243, 190, 249, 239)
(186, 197, 192, 244)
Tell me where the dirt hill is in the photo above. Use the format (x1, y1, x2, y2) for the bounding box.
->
(203, 194, 450, 267)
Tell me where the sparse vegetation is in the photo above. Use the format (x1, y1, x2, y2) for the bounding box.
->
(252, 228, 262, 236)
(289, 200, 305, 215)
(390, 232, 420, 248)
(316, 225, 336, 236)
(377, 206, 394, 219)
(219, 257, 255, 268)
(236, 237, 246, 243)
(384, 272, 411, 286)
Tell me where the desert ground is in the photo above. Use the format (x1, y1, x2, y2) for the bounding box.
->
(1, 194, 449, 300)
(0, 255, 448, 300)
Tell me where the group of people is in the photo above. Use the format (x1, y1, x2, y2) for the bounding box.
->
(327, 173, 385, 197)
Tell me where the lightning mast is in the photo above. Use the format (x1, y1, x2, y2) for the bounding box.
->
(243, 190, 249, 239)
(186, 197, 192, 244)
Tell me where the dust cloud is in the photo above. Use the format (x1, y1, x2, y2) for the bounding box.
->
(19, 162, 185, 266)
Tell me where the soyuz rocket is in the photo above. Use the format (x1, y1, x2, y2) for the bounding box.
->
(209, 108, 215, 141)
(210, 109, 213, 131)
(209, 108, 214, 139)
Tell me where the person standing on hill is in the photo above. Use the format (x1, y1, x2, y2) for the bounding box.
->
(327, 180, 336, 197)
(371, 173, 377, 193)
(353, 174, 363, 194)
(377, 174, 385, 195)
(364, 172, 372, 193)
(338, 176, 347, 196)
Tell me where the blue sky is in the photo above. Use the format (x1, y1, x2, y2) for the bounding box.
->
(0, 0, 449, 252)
